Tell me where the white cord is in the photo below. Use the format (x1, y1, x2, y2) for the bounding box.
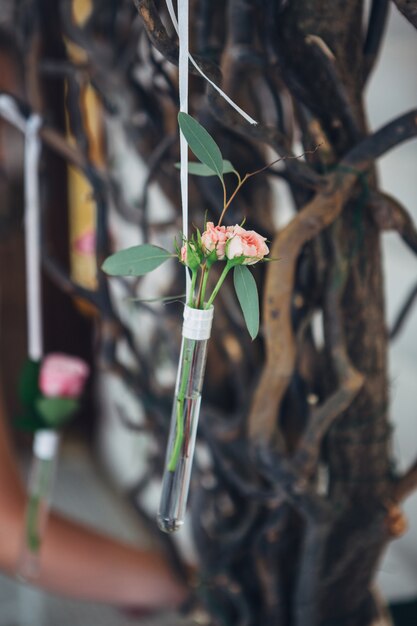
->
(0, 96, 43, 360)
(165, 0, 258, 126)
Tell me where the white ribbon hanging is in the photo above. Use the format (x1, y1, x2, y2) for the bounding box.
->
(177, 0, 191, 300)
(165, 0, 258, 126)
(165, 1, 257, 302)
(0, 95, 43, 360)
(24, 114, 43, 361)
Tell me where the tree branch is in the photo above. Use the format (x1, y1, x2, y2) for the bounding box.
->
(293, 231, 364, 478)
(390, 280, 417, 340)
(393, 458, 417, 501)
(391, 0, 417, 29)
(248, 110, 417, 444)
(363, 0, 390, 83)
(368, 190, 417, 255)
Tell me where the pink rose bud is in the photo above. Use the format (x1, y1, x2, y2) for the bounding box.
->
(180, 244, 188, 264)
(226, 225, 269, 265)
(201, 222, 231, 260)
(39, 353, 90, 399)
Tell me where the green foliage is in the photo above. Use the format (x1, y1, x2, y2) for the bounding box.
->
(233, 265, 260, 340)
(175, 159, 237, 177)
(36, 397, 80, 428)
(178, 112, 224, 180)
(102, 244, 172, 276)
(19, 359, 41, 408)
(14, 412, 46, 433)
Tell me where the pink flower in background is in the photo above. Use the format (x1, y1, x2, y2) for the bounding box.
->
(226, 225, 269, 265)
(74, 229, 96, 254)
(39, 354, 90, 399)
(180, 244, 188, 264)
(201, 222, 231, 260)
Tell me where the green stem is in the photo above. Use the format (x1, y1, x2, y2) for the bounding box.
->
(167, 338, 195, 471)
(188, 270, 198, 307)
(205, 262, 232, 308)
(195, 264, 206, 309)
(199, 265, 211, 307)
(26, 458, 52, 553)
(217, 176, 247, 226)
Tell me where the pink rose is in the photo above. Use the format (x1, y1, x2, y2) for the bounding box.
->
(226, 225, 269, 265)
(201, 222, 231, 260)
(180, 241, 200, 269)
(39, 354, 90, 398)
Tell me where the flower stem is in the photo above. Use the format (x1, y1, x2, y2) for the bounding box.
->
(217, 176, 248, 227)
(188, 270, 198, 307)
(199, 265, 211, 307)
(195, 264, 206, 309)
(167, 338, 195, 471)
(205, 262, 232, 308)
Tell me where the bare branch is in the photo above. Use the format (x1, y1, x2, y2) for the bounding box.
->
(391, 0, 417, 29)
(368, 190, 417, 255)
(293, 230, 364, 477)
(363, 0, 390, 83)
(390, 280, 417, 340)
(393, 458, 417, 502)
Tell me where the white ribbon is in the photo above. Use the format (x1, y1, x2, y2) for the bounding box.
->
(177, 0, 191, 300)
(0, 96, 43, 360)
(165, 0, 258, 126)
(24, 115, 43, 361)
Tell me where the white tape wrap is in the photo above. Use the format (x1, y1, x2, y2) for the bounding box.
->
(182, 305, 214, 340)
(33, 430, 60, 461)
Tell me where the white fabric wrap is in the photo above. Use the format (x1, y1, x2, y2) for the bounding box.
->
(33, 430, 60, 460)
(182, 305, 214, 340)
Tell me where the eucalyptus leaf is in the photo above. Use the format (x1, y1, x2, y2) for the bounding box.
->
(222, 160, 238, 175)
(102, 244, 172, 277)
(233, 265, 260, 340)
(36, 397, 80, 428)
(178, 113, 224, 179)
(175, 159, 237, 177)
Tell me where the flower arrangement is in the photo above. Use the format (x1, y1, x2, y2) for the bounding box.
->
(17, 353, 89, 432)
(17, 353, 89, 578)
(102, 113, 271, 532)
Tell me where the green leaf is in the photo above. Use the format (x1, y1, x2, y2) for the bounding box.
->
(102, 244, 172, 277)
(18, 359, 41, 408)
(175, 159, 237, 177)
(178, 113, 224, 179)
(36, 397, 80, 428)
(233, 265, 260, 340)
(222, 160, 238, 175)
(14, 412, 47, 433)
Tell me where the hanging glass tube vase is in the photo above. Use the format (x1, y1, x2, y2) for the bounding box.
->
(157, 305, 213, 533)
(17, 430, 59, 581)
